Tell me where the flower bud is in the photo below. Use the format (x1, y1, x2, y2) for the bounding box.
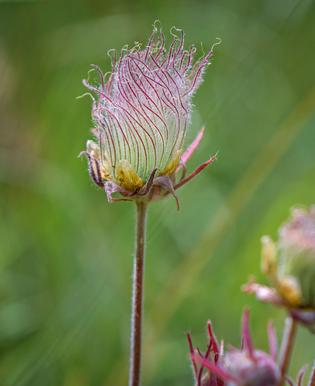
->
(188, 311, 281, 386)
(244, 207, 315, 328)
(275, 207, 315, 308)
(81, 22, 215, 203)
(223, 350, 280, 386)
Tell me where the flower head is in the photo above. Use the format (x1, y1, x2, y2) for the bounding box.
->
(81, 23, 216, 205)
(187, 310, 281, 386)
(271, 206, 315, 308)
(243, 206, 315, 328)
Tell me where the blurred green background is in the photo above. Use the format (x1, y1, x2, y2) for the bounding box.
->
(0, 0, 315, 385)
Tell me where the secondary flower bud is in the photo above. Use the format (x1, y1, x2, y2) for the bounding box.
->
(244, 206, 315, 328)
(259, 207, 315, 309)
(276, 207, 315, 308)
(223, 350, 280, 386)
(187, 311, 281, 386)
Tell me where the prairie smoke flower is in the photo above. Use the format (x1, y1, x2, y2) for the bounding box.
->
(81, 24, 216, 206)
(244, 206, 315, 328)
(187, 310, 281, 386)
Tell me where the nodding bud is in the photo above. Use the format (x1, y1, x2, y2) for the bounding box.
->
(275, 206, 315, 308)
(81, 23, 216, 204)
(244, 206, 315, 326)
(188, 311, 281, 386)
(255, 206, 315, 309)
(223, 350, 280, 386)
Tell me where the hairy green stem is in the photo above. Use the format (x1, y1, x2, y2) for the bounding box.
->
(129, 201, 148, 386)
(279, 316, 297, 386)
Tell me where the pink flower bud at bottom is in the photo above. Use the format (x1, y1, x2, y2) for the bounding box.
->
(223, 350, 280, 386)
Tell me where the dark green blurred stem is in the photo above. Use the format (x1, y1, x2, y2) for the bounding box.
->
(129, 201, 147, 386)
(279, 316, 297, 386)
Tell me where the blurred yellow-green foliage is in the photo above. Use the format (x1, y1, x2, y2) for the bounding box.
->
(0, 0, 315, 385)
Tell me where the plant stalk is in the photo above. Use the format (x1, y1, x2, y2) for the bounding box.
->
(129, 201, 148, 386)
(308, 361, 315, 386)
(278, 316, 297, 386)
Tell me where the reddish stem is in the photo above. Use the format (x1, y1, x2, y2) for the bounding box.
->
(278, 316, 297, 386)
(129, 201, 147, 386)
